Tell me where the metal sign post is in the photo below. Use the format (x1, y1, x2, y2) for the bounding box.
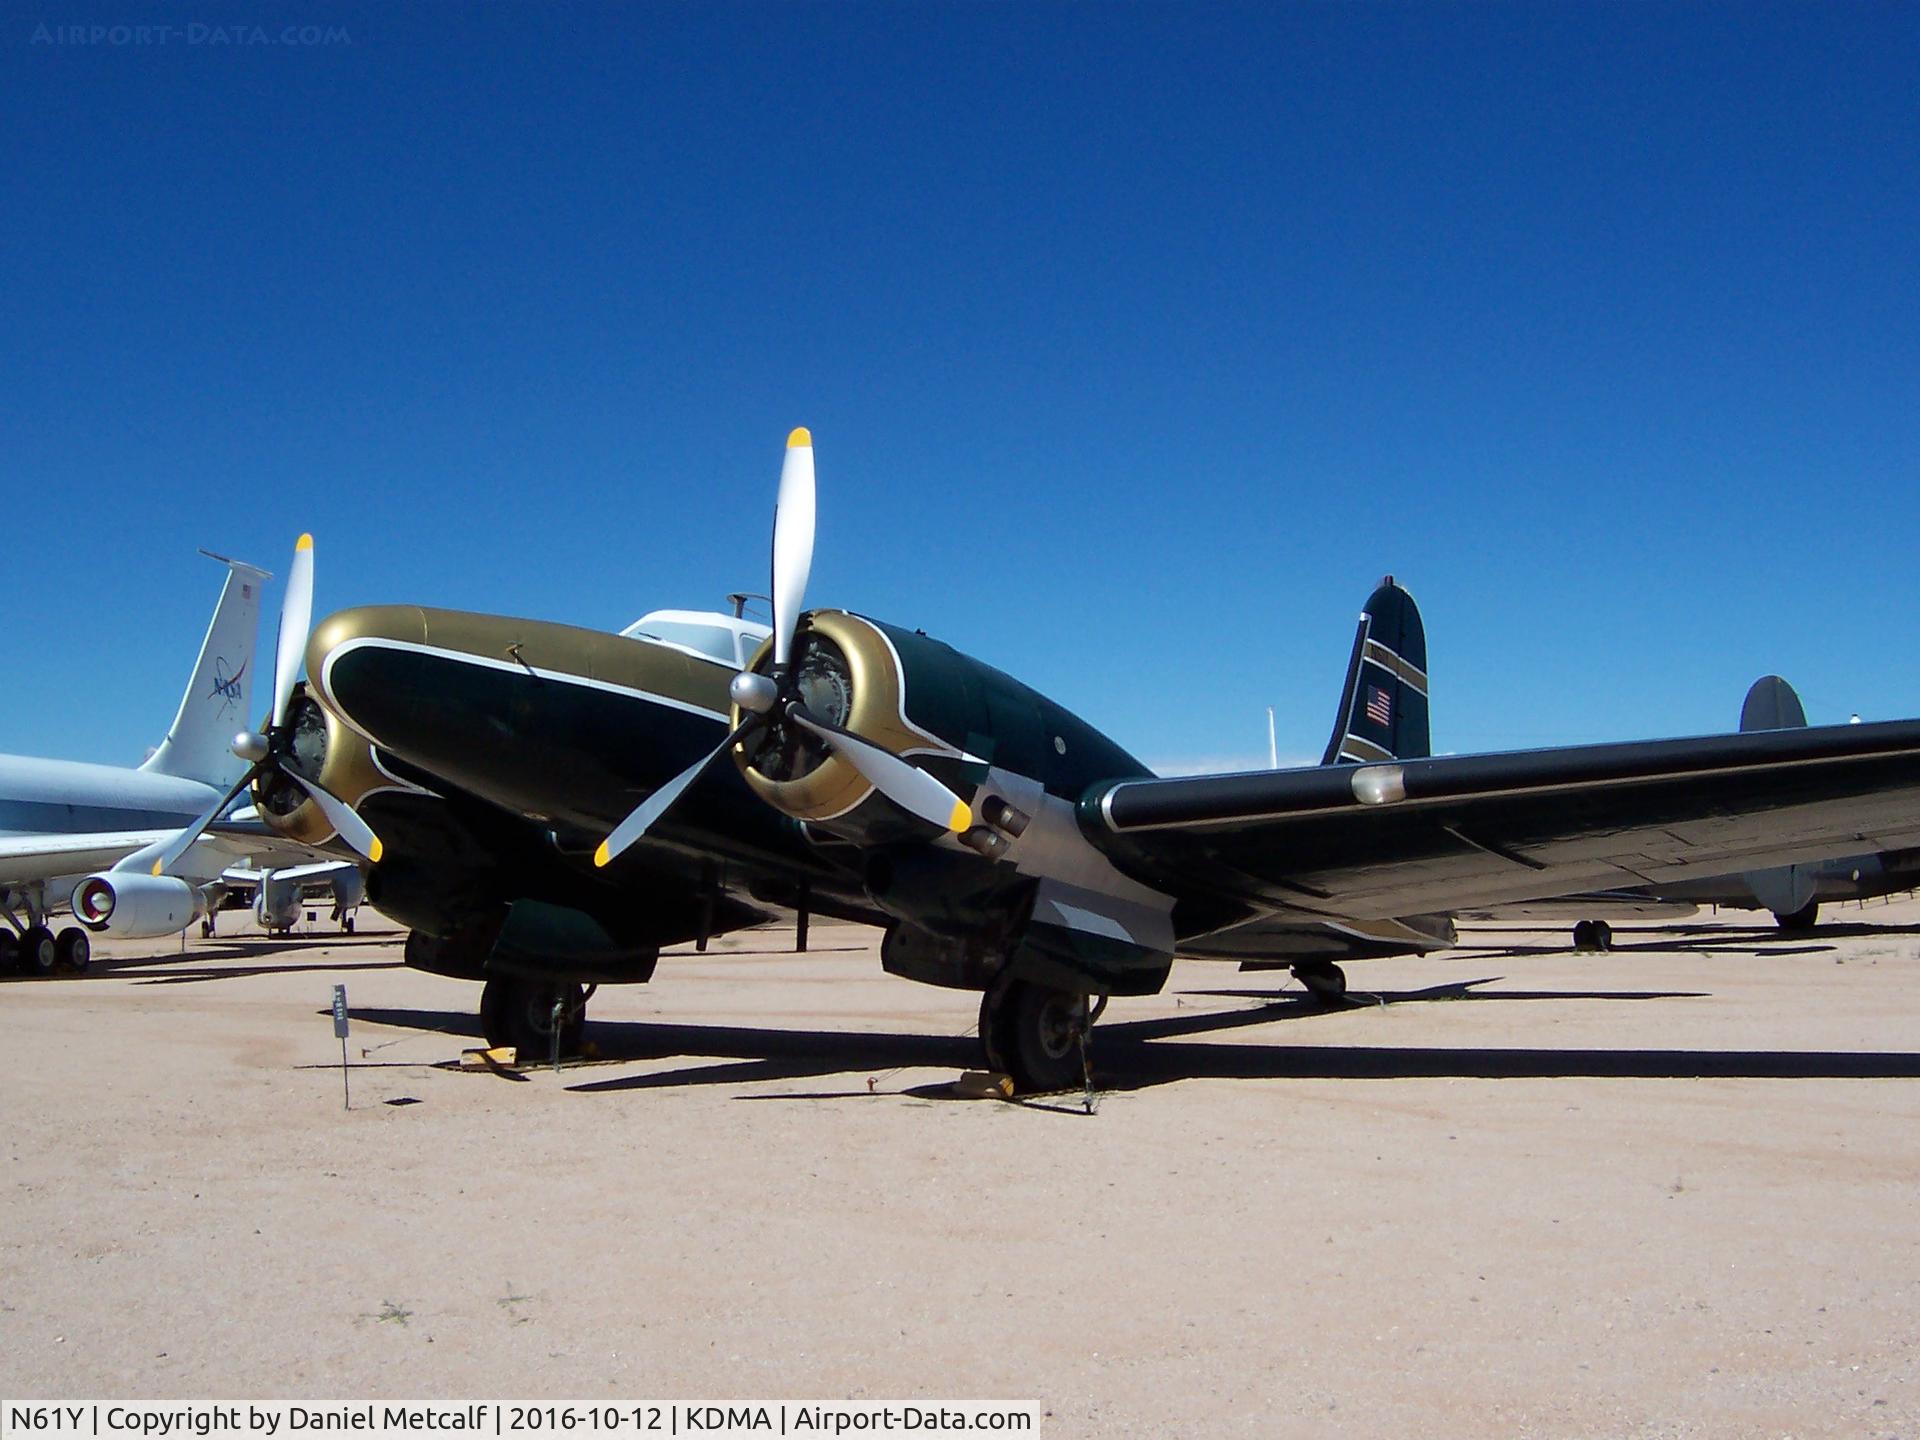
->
(332, 984, 351, 1110)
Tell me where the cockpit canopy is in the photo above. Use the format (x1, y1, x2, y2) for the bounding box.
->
(620, 609, 771, 669)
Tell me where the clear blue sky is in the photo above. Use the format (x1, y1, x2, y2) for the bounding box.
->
(4, 1, 1915, 775)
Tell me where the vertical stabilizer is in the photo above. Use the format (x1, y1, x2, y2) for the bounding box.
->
(1739, 675, 1808, 733)
(1321, 577, 1430, 765)
(139, 552, 270, 788)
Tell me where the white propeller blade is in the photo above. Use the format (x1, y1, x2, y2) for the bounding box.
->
(594, 718, 759, 868)
(788, 709, 973, 834)
(271, 532, 315, 728)
(771, 428, 815, 669)
(117, 532, 383, 881)
(288, 771, 383, 862)
(114, 768, 261, 877)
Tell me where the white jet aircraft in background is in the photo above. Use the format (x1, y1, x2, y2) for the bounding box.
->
(208, 860, 365, 937)
(0, 547, 358, 975)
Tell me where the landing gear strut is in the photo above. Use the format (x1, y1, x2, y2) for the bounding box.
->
(1292, 962, 1348, 1004)
(979, 975, 1096, 1094)
(1572, 919, 1614, 953)
(480, 977, 587, 1057)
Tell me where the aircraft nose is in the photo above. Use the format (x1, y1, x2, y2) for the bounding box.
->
(306, 605, 430, 738)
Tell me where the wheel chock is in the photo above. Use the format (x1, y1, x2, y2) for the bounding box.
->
(955, 1070, 1015, 1099)
(459, 1045, 521, 1070)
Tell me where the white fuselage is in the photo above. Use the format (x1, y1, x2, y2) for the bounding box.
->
(0, 754, 232, 915)
(0, 753, 222, 838)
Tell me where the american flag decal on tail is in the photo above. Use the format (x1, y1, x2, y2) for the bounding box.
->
(1366, 685, 1392, 727)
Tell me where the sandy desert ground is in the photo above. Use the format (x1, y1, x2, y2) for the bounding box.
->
(5, 898, 1920, 1437)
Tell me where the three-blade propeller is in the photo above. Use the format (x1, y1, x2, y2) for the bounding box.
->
(594, 429, 973, 867)
(116, 534, 382, 878)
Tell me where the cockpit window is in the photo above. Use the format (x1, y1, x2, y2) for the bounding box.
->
(622, 609, 771, 666)
(627, 620, 738, 664)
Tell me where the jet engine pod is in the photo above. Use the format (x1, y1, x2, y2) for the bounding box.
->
(248, 684, 391, 847)
(72, 872, 203, 938)
(731, 612, 953, 843)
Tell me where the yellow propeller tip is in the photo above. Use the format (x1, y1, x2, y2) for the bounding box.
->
(949, 801, 973, 833)
(593, 841, 612, 869)
(787, 427, 812, 449)
(295, 533, 314, 551)
(150, 860, 164, 877)
(368, 837, 384, 864)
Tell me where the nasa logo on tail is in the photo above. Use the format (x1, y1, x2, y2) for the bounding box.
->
(208, 656, 247, 716)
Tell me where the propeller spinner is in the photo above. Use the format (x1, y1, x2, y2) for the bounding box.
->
(594, 429, 973, 868)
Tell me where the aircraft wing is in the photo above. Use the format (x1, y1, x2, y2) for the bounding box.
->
(0, 827, 342, 886)
(252, 860, 357, 883)
(1083, 719, 1920, 926)
(0, 831, 185, 883)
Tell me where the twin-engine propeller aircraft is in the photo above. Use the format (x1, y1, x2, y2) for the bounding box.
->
(135, 431, 1920, 1091)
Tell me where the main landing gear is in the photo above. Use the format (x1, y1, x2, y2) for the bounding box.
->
(1292, 962, 1349, 1004)
(1571, 920, 1614, 953)
(1774, 901, 1820, 934)
(979, 975, 1102, 1094)
(480, 977, 589, 1058)
(2, 890, 91, 977)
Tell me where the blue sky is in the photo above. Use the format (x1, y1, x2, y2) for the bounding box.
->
(4, 1, 1915, 775)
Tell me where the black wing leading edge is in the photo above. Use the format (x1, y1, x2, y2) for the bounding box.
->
(1081, 719, 1920, 927)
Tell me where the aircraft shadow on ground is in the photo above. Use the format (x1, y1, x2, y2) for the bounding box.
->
(340, 974, 1920, 1097)
(1452, 938, 1837, 960)
(1454, 919, 1920, 960)
(114, 956, 405, 984)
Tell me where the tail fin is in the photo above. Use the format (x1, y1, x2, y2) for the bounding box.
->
(1739, 674, 1808, 732)
(1322, 576, 1430, 765)
(139, 551, 271, 788)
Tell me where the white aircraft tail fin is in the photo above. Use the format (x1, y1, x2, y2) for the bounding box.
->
(139, 551, 272, 788)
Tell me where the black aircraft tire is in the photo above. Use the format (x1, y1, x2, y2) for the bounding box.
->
(979, 977, 1088, 1095)
(1294, 963, 1348, 1004)
(0, 932, 17, 975)
(479, 979, 513, 1050)
(54, 927, 90, 975)
(1774, 901, 1820, 934)
(19, 926, 57, 978)
(483, 978, 586, 1057)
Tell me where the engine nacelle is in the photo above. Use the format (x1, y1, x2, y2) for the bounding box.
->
(72, 872, 204, 938)
(255, 875, 304, 931)
(249, 683, 405, 847)
(729, 611, 1143, 848)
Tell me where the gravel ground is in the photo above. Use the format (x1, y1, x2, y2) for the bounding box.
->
(5, 898, 1920, 1437)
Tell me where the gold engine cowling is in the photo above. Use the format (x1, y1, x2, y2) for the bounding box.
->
(248, 683, 393, 847)
(731, 611, 929, 825)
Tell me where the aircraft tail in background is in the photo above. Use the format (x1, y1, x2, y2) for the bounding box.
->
(138, 550, 271, 789)
(1321, 577, 1430, 765)
(1737, 674, 1816, 922)
(1739, 674, 1809, 733)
